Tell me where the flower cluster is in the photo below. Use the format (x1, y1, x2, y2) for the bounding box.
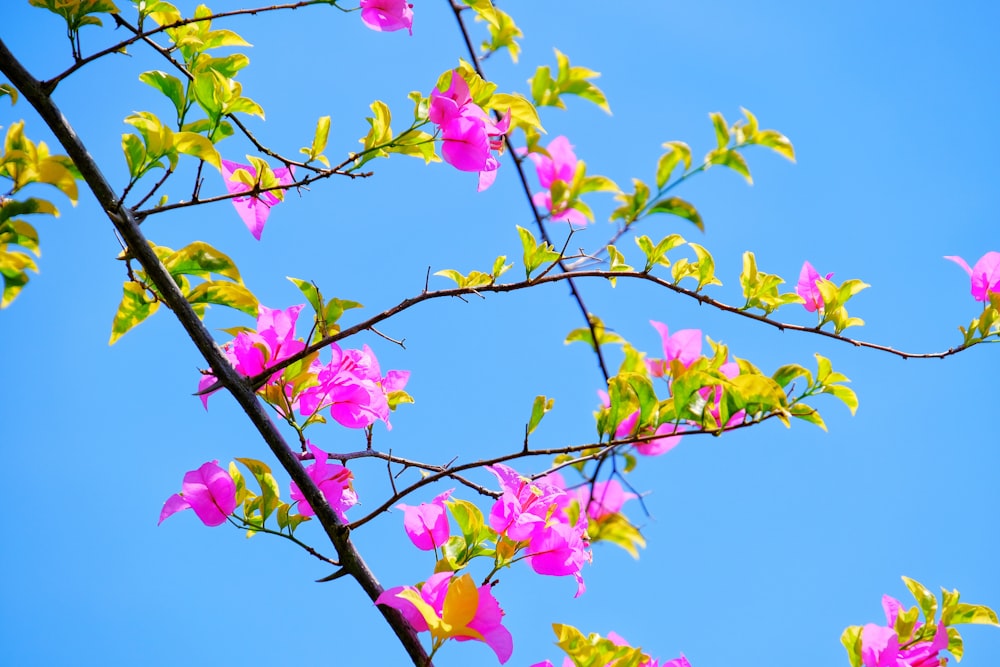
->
(376, 572, 513, 663)
(221, 159, 296, 241)
(488, 464, 591, 597)
(198, 304, 409, 431)
(359, 0, 414, 35)
(429, 70, 511, 191)
(520, 136, 587, 225)
(861, 595, 949, 667)
(945, 251, 1000, 302)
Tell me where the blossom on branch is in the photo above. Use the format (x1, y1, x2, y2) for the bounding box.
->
(796, 260, 834, 313)
(221, 159, 296, 240)
(429, 70, 510, 191)
(376, 571, 513, 663)
(397, 489, 453, 551)
(646, 321, 703, 376)
(860, 595, 950, 667)
(197, 304, 306, 408)
(520, 136, 587, 225)
(360, 0, 414, 35)
(158, 460, 237, 527)
(944, 251, 1000, 302)
(488, 464, 591, 596)
(294, 343, 410, 430)
(288, 442, 358, 520)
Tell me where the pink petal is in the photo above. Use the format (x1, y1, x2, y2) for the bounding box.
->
(158, 493, 190, 525)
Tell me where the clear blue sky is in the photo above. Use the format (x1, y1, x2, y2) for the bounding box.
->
(2, 2, 998, 666)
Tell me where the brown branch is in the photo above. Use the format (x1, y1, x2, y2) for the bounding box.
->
(198, 267, 981, 401)
(446, 0, 612, 383)
(42, 1, 328, 91)
(0, 37, 431, 667)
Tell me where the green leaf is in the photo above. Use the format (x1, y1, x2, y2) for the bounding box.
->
(163, 241, 242, 282)
(287, 276, 323, 314)
(301, 115, 331, 167)
(947, 627, 964, 662)
(789, 402, 827, 430)
(185, 281, 258, 316)
(754, 128, 796, 162)
(173, 131, 221, 169)
(707, 148, 753, 184)
(943, 603, 1000, 627)
(823, 384, 858, 416)
(121, 133, 147, 179)
(109, 280, 158, 344)
(234, 457, 282, 522)
(446, 498, 489, 552)
(647, 197, 704, 231)
(0, 83, 19, 104)
(902, 576, 938, 623)
(565, 314, 625, 349)
(527, 395, 554, 435)
(138, 70, 185, 122)
(588, 512, 645, 558)
(709, 111, 730, 149)
(461, 0, 498, 27)
(655, 141, 692, 188)
(772, 363, 813, 389)
(488, 92, 543, 133)
(841, 625, 864, 667)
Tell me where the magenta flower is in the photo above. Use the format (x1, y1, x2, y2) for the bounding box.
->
(488, 464, 591, 596)
(635, 422, 683, 456)
(360, 0, 413, 35)
(376, 572, 513, 663)
(221, 159, 295, 240)
(294, 343, 409, 430)
(944, 252, 1000, 302)
(520, 136, 587, 225)
(860, 595, 950, 667)
(158, 460, 237, 527)
(796, 261, 834, 313)
(197, 304, 306, 408)
(697, 361, 746, 429)
(572, 480, 636, 521)
(396, 489, 453, 551)
(646, 321, 703, 376)
(429, 71, 510, 191)
(289, 442, 358, 520)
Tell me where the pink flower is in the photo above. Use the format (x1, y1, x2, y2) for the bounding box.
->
(396, 489, 453, 551)
(572, 480, 636, 521)
(944, 252, 1000, 302)
(359, 0, 414, 35)
(796, 261, 834, 313)
(488, 464, 591, 596)
(697, 361, 746, 429)
(596, 391, 683, 456)
(635, 422, 683, 456)
(860, 595, 951, 667)
(520, 136, 586, 225)
(158, 460, 237, 527)
(289, 442, 358, 520)
(197, 304, 306, 408)
(376, 572, 513, 663)
(646, 321, 703, 376)
(294, 343, 409, 430)
(429, 71, 510, 191)
(221, 159, 295, 240)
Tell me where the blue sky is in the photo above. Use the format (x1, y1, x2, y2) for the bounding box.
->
(2, 2, 998, 666)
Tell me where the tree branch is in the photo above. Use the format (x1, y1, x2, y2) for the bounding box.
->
(0, 37, 432, 667)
